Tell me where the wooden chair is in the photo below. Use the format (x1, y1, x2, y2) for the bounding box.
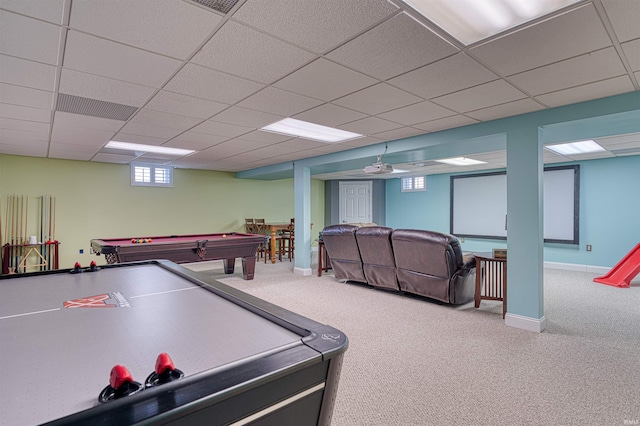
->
(279, 218, 295, 262)
(244, 218, 256, 234)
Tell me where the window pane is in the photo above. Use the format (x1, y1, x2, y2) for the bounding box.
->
(415, 176, 425, 190)
(134, 166, 151, 183)
(154, 167, 170, 184)
(402, 177, 413, 190)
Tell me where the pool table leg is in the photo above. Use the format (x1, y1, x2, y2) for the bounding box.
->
(241, 256, 256, 280)
(223, 258, 235, 275)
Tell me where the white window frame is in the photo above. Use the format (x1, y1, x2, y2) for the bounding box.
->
(131, 163, 173, 187)
(401, 176, 426, 192)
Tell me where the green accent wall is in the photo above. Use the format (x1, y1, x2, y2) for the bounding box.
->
(0, 154, 324, 269)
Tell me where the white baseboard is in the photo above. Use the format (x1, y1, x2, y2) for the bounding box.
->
(544, 261, 609, 275)
(505, 313, 547, 333)
(294, 267, 312, 276)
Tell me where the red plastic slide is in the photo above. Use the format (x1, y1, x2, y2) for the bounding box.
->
(594, 243, 640, 288)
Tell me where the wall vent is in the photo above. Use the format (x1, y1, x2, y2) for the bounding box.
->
(189, 0, 240, 14)
(56, 94, 137, 121)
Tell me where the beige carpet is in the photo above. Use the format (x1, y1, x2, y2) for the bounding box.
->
(186, 259, 640, 426)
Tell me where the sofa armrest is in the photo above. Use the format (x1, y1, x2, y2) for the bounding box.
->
(460, 254, 477, 270)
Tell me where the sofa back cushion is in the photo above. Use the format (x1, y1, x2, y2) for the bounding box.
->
(391, 229, 463, 302)
(355, 226, 399, 291)
(321, 225, 366, 283)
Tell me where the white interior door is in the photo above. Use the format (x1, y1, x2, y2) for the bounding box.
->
(339, 181, 372, 224)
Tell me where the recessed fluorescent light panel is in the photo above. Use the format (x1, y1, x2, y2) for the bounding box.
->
(260, 118, 363, 143)
(402, 0, 581, 45)
(105, 141, 195, 156)
(545, 140, 606, 155)
(435, 157, 487, 166)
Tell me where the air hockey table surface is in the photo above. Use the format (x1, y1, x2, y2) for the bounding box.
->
(0, 260, 348, 425)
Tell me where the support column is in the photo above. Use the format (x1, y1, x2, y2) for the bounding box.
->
(293, 163, 312, 276)
(505, 126, 546, 332)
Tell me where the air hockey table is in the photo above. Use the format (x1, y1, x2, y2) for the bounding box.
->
(90, 233, 265, 280)
(0, 260, 348, 425)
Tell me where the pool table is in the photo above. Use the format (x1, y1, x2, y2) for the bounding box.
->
(90, 233, 265, 280)
(0, 260, 348, 425)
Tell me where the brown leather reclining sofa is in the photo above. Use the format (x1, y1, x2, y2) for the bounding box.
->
(321, 225, 477, 305)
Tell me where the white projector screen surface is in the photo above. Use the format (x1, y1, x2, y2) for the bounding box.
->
(451, 166, 579, 244)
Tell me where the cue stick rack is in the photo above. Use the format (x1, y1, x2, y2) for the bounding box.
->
(1, 194, 59, 274)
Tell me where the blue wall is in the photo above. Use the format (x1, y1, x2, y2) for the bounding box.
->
(386, 155, 640, 268)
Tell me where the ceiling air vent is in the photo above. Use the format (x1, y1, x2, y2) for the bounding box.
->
(56, 94, 137, 121)
(189, 0, 240, 14)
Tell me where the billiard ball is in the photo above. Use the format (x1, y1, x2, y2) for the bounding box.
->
(222, 234, 226, 238)
(131, 239, 136, 243)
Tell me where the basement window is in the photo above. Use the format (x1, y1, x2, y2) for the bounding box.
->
(401, 176, 426, 192)
(131, 164, 173, 187)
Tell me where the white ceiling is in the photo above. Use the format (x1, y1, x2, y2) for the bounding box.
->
(1, 0, 639, 179)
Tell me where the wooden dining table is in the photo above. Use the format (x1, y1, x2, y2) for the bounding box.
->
(266, 222, 291, 264)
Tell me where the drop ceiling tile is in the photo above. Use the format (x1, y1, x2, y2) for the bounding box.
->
(333, 83, 422, 115)
(68, 0, 222, 59)
(378, 100, 455, 125)
(234, 130, 293, 144)
(274, 58, 377, 102)
(0, 127, 50, 143)
(164, 64, 264, 104)
(622, 39, 640, 71)
(470, 4, 612, 76)
(274, 138, 331, 151)
(118, 121, 183, 139)
(0, 55, 57, 91)
(339, 116, 401, 135)
(51, 124, 115, 146)
(64, 31, 182, 88)
(91, 153, 136, 164)
(52, 111, 125, 132)
(0, 117, 50, 134)
(601, 0, 640, 43)
(146, 91, 228, 120)
(131, 109, 202, 131)
(59, 69, 156, 107)
(205, 139, 265, 157)
(191, 120, 252, 138)
(596, 132, 640, 147)
(111, 133, 168, 146)
(0, 0, 65, 24)
(192, 21, 315, 84)
(413, 115, 479, 132)
(210, 106, 282, 128)
(536, 75, 635, 107)
(0, 11, 61, 65)
(49, 142, 99, 156)
(373, 127, 426, 141)
(167, 132, 228, 150)
(326, 12, 458, 80)
(0, 83, 53, 110)
(292, 103, 367, 127)
(431, 80, 527, 113)
(237, 87, 323, 117)
(340, 135, 384, 148)
(0, 103, 51, 122)
(233, 0, 398, 54)
(388, 53, 498, 100)
(566, 151, 616, 161)
(466, 99, 544, 122)
(508, 47, 627, 96)
(0, 141, 48, 157)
